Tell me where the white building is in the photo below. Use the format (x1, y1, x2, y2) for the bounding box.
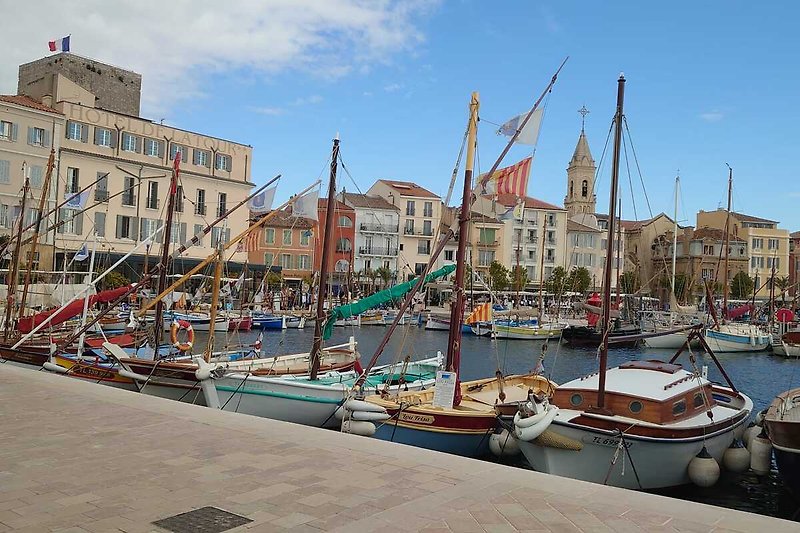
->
(338, 191, 400, 277)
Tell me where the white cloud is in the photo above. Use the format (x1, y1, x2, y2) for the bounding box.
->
(384, 83, 403, 92)
(1, 1, 436, 116)
(363, 91, 373, 97)
(700, 111, 725, 122)
(292, 95, 323, 106)
(251, 107, 285, 116)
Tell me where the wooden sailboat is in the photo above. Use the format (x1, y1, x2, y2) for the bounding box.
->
(513, 75, 753, 489)
(763, 387, 800, 495)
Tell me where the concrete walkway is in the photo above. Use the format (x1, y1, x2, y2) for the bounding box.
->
(0, 363, 796, 533)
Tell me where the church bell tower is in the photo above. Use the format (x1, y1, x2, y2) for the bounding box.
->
(564, 106, 597, 217)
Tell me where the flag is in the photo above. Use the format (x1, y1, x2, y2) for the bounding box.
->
(48, 36, 71, 53)
(234, 272, 245, 291)
(498, 108, 543, 146)
(171, 151, 181, 193)
(478, 157, 531, 197)
(247, 186, 276, 214)
(64, 190, 89, 209)
(513, 201, 524, 219)
(302, 229, 313, 238)
(465, 302, 492, 324)
(498, 205, 515, 221)
(253, 332, 263, 352)
(74, 244, 89, 262)
(292, 190, 319, 221)
(236, 229, 259, 253)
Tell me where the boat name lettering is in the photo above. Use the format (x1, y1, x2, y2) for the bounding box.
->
(399, 412, 435, 424)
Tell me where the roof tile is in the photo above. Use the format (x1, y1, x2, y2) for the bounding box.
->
(0, 94, 62, 115)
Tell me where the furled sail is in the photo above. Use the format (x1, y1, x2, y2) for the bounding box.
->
(322, 265, 455, 340)
(17, 285, 133, 333)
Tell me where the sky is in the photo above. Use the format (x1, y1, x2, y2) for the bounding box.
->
(2, 1, 798, 229)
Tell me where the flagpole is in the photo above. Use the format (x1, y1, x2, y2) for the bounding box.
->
(3, 172, 31, 340)
(76, 233, 98, 357)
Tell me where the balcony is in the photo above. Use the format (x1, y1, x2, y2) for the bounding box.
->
(195, 204, 207, 216)
(404, 227, 434, 237)
(121, 194, 136, 207)
(477, 240, 499, 247)
(547, 239, 557, 245)
(95, 190, 109, 202)
(360, 223, 399, 233)
(513, 236, 538, 244)
(358, 246, 398, 256)
(544, 257, 555, 264)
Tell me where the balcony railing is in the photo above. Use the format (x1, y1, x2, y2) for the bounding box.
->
(95, 190, 109, 202)
(404, 227, 434, 236)
(545, 257, 555, 264)
(513, 236, 538, 244)
(121, 194, 136, 207)
(547, 239, 557, 245)
(360, 223, 399, 233)
(477, 240, 499, 247)
(358, 246, 398, 256)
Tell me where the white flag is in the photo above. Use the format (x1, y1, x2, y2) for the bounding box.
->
(292, 190, 319, 221)
(64, 190, 90, 210)
(74, 244, 89, 262)
(498, 108, 543, 146)
(247, 186, 276, 214)
(235, 272, 245, 291)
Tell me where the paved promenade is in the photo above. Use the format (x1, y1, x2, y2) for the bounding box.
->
(0, 363, 797, 533)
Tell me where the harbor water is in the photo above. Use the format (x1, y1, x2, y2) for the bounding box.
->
(198, 323, 800, 521)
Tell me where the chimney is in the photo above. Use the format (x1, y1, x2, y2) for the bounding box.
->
(41, 94, 53, 107)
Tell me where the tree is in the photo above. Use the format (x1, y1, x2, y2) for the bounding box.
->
(99, 270, 130, 290)
(511, 265, 528, 293)
(545, 266, 567, 294)
(375, 266, 393, 290)
(775, 276, 790, 305)
(488, 261, 509, 291)
(659, 273, 689, 300)
(619, 271, 640, 294)
(266, 272, 282, 290)
(566, 267, 591, 293)
(729, 271, 754, 300)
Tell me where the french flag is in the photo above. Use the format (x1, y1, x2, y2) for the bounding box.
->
(48, 35, 70, 52)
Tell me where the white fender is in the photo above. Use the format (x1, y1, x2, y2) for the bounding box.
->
(334, 406, 346, 421)
(43, 361, 68, 374)
(750, 434, 772, 475)
(349, 411, 391, 422)
(118, 368, 153, 382)
(514, 406, 559, 442)
(344, 399, 386, 413)
(514, 407, 549, 429)
(341, 419, 376, 437)
(489, 429, 520, 457)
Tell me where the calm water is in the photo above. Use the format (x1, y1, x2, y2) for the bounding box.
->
(203, 324, 800, 521)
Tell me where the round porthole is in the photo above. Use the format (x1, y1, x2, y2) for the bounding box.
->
(629, 400, 643, 414)
(570, 393, 583, 407)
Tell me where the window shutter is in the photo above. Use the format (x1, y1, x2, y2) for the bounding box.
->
(157, 140, 164, 158)
(80, 124, 88, 143)
(139, 218, 147, 241)
(94, 127, 101, 145)
(131, 217, 139, 240)
(205, 152, 211, 168)
(65, 122, 71, 138)
(74, 212, 83, 235)
(27, 127, 34, 145)
(11, 123, 18, 142)
(0, 160, 9, 183)
(135, 136, 142, 153)
(111, 130, 118, 148)
(192, 150, 199, 165)
(225, 228, 231, 244)
(115, 215, 122, 238)
(180, 223, 187, 245)
(42, 130, 50, 148)
(95, 212, 106, 237)
(194, 224, 204, 246)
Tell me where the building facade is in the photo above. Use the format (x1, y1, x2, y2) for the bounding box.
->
(367, 180, 442, 281)
(789, 231, 800, 298)
(248, 210, 315, 286)
(339, 191, 400, 278)
(314, 198, 355, 292)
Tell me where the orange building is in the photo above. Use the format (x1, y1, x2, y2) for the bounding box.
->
(314, 198, 355, 293)
(247, 209, 316, 287)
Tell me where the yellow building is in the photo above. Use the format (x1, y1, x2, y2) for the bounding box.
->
(13, 53, 254, 279)
(696, 208, 789, 297)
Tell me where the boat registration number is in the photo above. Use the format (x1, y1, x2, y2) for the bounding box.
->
(583, 435, 633, 449)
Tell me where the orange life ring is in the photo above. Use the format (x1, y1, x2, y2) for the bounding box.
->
(170, 320, 194, 352)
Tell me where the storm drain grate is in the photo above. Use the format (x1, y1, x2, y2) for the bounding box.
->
(153, 506, 252, 533)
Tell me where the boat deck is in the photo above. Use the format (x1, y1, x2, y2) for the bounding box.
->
(0, 363, 795, 532)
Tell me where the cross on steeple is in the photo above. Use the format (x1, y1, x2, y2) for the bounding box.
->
(578, 105, 590, 132)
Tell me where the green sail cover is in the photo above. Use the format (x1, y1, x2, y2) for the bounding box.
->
(322, 264, 455, 340)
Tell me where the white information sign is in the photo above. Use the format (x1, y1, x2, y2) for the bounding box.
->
(432, 370, 457, 409)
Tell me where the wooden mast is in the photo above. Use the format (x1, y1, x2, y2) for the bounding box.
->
(514, 202, 524, 308)
(19, 149, 55, 316)
(445, 92, 479, 406)
(614, 197, 622, 310)
(597, 74, 626, 410)
(153, 152, 181, 346)
(537, 215, 547, 314)
(205, 249, 223, 362)
(310, 135, 340, 380)
(722, 166, 732, 322)
(4, 172, 31, 340)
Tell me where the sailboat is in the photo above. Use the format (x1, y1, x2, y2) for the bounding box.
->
(763, 387, 800, 495)
(703, 168, 770, 352)
(363, 90, 557, 457)
(513, 75, 753, 490)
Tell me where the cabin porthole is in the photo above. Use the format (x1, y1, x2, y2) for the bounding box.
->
(673, 399, 687, 416)
(629, 400, 643, 414)
(570, 393, 583, 407)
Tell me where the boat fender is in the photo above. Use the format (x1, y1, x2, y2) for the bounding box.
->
(118, 368, 154, 382)
(749, 432, 772, 476)
(341, 419, 376, 437)
(514, 407, 549, 429)
(334, 406, 346, 421)
(489, 429, 520, 457)
(344, 399, 386, 414)
(688, 446, 720, 487)
(43, 361, 68, 374)
(750, 334, 756, 347)
(170, 320, 194, 352)
(754, 409, 766, 426)
(514, 407, 559, 442)
(722, 439, 750, 473)
(744, 423, 761, 450)
(349, 410, 391, 422)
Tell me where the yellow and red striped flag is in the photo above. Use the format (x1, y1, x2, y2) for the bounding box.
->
(478, 157, 531, 197)
(465, 302, 492, 324)
(236, 230, 260, 252)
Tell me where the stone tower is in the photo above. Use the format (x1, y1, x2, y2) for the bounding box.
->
(564, 122, 597, 217)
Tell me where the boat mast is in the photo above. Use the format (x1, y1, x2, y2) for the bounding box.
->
(154, 153, 181, 347)
(515, 202, 524, 308)
(537, 215, 547, 314)
(722, 165, 732, 321)
(310, 135, 340, 380)
(76, 233, 98, 357)
(205, 248, 223, 363)
(615, 198, 622, 312)
(597, 74, 626, 410)
(4, 172, 31, 340)
(671, 175, 679, 300)
(446, 92, 479, 400)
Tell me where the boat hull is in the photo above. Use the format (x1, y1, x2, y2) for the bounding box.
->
(373, 420, 494, 457)
(773, 447, 800, 495)
(704, 327, 770, 353)
(642, 331, 691, 349)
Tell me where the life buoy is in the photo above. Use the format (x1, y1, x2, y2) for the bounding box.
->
(170, 320, 194, 352)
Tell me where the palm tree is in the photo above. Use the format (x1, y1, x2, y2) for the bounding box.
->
(775, 276, 790, 305)
(376, 266, 393, 291)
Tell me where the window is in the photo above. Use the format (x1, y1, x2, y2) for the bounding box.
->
(417, 240, 431, 255)
(66, 167, 80, 194)
(283, 229, 292, 245)
(570, 393, 583, 407)
(297, 255, 311, 270)
(752, 238, 763, 249)
(423, 201, 433, 217)
(94, 127, 112, 147)
(95, 212, 106, 237)
(0, 204, 8, 227)
(265, 228, 275, 244)
(57, 208, 82, 235)
(547, 230, 556, 245)
(95, 172, 108, 201)
(214, 153, 231, 171)
(170, 143, 188, 163)
(478, 250, 495, 266)
(300, 231, 310, 246)
(216, 193, 227, 217)
(338, 216, 352, 227)
(672, 399, 687, 416)
(144, 138, 162, 158)
(703, 244, 714, 255)
(629, 400, 643, 414)
(767, 257, 781, 269)
(702, 268, 714, 280)
(24, 208, 39, 227)
(194, 149, 209, 167)
(281, 253, 292, 269)
(423, 220, 432, 236)
(66, 121, 86, 141)
(193, 224, 204, 246)
(139, 218, 162, 242)
(122, 176, 136, 206)
(28, 127, 47, 147)
(693, 392, 705, 409)
(0, 121, 13, 141)
(336, 238, 351, 252)
(581, 180, 588, 197)
(768, 238, 780, 250)
(751, 256, 765, 269)
(404, 219, 414, 234)
(406, 200, 415, 216)
(414, 263, 426, 275)
(29, 166, 43, 188)
(478, 228, 496, 244)
(195, 189, 206, 215)
(146, 181, 159, 209)
(444, 250, 454, 261)
(121, 132, 139, 152)
(264, 252, 274, 265)
(175, 185, 184, 213)
(211, 227, 231, 247)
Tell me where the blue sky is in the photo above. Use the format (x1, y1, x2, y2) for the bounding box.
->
(4, 1, 798, 228)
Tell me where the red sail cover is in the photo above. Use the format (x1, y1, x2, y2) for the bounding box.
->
(17, 285, 133, 333)
(725, 303, 753, 321)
